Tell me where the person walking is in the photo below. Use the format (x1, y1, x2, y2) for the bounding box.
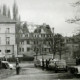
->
(16, 58, 20, 75)
(42, 59, 44, 70)
(46, 59, 48, 70)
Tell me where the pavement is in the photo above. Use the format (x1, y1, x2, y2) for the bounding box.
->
(1, 62, 80, 80)
(1, 68, 61, 80)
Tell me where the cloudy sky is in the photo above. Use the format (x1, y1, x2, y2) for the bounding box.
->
(0, 0, 80, 36)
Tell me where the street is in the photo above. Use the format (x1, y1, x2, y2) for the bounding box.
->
(1, 62, 80, 80)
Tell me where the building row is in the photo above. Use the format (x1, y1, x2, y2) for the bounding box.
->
(18, 23, 54, 57)
(0, 14, 79, 59)
(0, 14, 54, 58)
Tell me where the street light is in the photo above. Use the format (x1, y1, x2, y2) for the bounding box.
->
(52, 28, 54, 59)
(5, 30, 7, 61)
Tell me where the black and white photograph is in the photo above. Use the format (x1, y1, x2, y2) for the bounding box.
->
(0, 0, 80, 80)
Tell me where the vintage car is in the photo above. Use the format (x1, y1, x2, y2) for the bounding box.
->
(48, 59, 68, 72)
(69, 65, 80, 74)
(34, 59, 46, 67)
(1, 61, 15, 69)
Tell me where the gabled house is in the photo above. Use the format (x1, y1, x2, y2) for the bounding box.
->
(19, 23, 54, 57)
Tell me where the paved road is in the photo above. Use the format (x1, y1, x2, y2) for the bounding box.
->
(2, 62, 80, 80)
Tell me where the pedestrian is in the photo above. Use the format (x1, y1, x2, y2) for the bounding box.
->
(16, 64, 20, 75)
(16, 58, 20, 75)
(42, 59, 44, 70)
(46, 59, 48, 70)
(76, 57, 78, 65)
(79, 57, 80, 65)
(0, 59, 1, 69)
(16, 58, 19, 65)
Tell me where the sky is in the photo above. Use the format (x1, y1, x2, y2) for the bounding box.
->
(0, 0, 80, 36)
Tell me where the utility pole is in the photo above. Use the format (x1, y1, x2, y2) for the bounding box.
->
(52, 28, 55, 59)
(5, 30, 7, 61)
(40, 39, 43, 60)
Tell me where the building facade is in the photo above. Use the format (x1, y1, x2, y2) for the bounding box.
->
(18, 23, 54, 57)
(64, 37, 79, 59)
(0, 14, 17, 58)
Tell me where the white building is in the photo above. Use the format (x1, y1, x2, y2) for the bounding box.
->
(0, 14, 17, 58)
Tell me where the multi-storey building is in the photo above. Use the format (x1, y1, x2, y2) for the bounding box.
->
(0, 14, 17, 58)
(18, 23, 54, 57)
(64, 37, 79, 59)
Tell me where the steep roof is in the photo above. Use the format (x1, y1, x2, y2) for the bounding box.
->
(0, 14, 16, 23)
(34, 25, 52, 34)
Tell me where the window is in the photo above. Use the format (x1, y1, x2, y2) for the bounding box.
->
(0, 50, 1, 52)
(44, 48, 46, 52)
(0, 28, 1, 32)
(34, 41, 38, 44)
(21, 41, 24, 45)
(7, 50, 10, 53)
(6, 28, 10, 33)
(27, 40, 30, 44)
(22, 48, 24, 52)
(34, 41, 35, 44)
(47, 34, 49, 37)
(49, 48, 51, 52)
(49, 41, 51, 45)
(19, 48, 21, 52)
(26, 34, 29, 37)
(34, 34, 37, 37)
(6, 37, 10, 45)
(5, 50, 10, 53)
(0, 37, 1, 44)
(43, 34, 45, 37)
(27, 47, 30, 51)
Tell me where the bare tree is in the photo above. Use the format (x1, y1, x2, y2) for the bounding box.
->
(66, 0, 80, 24)
(7, 8, 11, 18)
(2, 4, 7, 16)
(13, 1, 18, 21)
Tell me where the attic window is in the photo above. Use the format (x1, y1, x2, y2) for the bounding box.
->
(38, 29, 41, 33)
(25, 34, 29, 37)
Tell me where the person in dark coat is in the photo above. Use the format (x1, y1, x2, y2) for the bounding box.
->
(16, 58, 20, 75)
(42, 59, 44, 70)
(78, 57, 80, 65)
(16, 58, 19, 65)
(16, 64, 20, 75)
(76, 57, 79, 65)
(46, 59, 48, 70)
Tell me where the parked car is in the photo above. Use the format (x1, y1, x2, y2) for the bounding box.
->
(1, 61, 15, 69)
(34, 59, 46, 67)
(69, 65, 80, 74)
(48, 59, 68, 72)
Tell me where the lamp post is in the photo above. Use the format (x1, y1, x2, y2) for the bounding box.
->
(52, 28, 55, 59)
(5, 30, 7, 61)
